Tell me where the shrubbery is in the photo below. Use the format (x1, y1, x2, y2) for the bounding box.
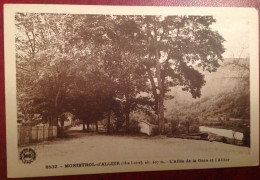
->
(129, 120, 140, 133)
(242, 126, 250, 147)
(170, 115, 199, 135)
(170, 119, 180, 134)
(151, 125, 159, 135)
(189, 125, 199, 133)
(57, 126, 66, 137)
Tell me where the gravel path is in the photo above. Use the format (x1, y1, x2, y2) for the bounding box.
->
(18, 128, 250, 165)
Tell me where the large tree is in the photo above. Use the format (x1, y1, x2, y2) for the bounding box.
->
(69, 15, 150, 133)
(16, 13, 76, 128)
(133, 16, 225, 134)
(104, 16, 150, 133)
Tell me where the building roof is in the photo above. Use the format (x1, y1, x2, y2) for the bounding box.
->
(139, 120, 152, 126)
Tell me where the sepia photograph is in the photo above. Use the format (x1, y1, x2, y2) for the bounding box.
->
(4, 4, 259, 178)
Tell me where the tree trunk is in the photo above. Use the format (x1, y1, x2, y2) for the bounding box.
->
(49, 110, 53, 126)
(60, 120, 64, 127)
(60, 114, 65, 127)
(107, 111, 111, 133)
(87, 122, 90, 132)
(154, 48, 165, 134)
(125, 89, 130, 134)
(95, 121, 98, 132)
(53, 115, 58, 127)
(158, 95, 165, 134)
(54, 87, 61, 127)
(126, 111, 130, 134)
(82, 122, 85, 131)
(146, 66, 158, 113)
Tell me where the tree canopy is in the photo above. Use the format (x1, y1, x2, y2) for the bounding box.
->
(15, 13, 225, 135)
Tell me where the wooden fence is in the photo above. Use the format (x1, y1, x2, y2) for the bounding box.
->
(17, 125, 57, 146)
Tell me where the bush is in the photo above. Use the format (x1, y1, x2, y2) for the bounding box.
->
(177, 124, 187, 134)
(150, 125, 159, 136)
(242, 126, 250, 147)
(178, 115, 200, 134)
(129, 120, 140, 134)
(202, 115, 208, 121)
(189, 125, 199, 133)
(221, 137, 228, 143)
(171, 119, 180, 134)
(164, 123, 171, 134)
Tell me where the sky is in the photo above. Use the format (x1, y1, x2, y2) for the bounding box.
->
(212, 16, 249, 58)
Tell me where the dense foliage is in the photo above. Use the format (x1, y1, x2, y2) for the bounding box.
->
(15, 13, 225, 135)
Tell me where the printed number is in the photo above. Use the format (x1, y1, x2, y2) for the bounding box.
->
(45, 165, 58, 169)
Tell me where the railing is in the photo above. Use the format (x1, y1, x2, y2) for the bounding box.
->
(17, 125, 57, 146)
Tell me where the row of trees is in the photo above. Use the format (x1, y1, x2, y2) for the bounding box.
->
(16, 13, 225, 135)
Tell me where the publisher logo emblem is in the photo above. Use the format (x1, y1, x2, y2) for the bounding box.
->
(20, 148, 36, 164)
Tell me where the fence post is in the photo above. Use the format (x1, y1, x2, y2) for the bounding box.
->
(17, 124, 21, 145)
(36, 125, 38, 142)
(54, 126, 57, 137)
(31, 126, 38, 142)
(43, 125, 45, 140)
(37, 124, 44, 141)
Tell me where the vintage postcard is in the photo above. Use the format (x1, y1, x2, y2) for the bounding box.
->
(4, 4, 259, 178)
